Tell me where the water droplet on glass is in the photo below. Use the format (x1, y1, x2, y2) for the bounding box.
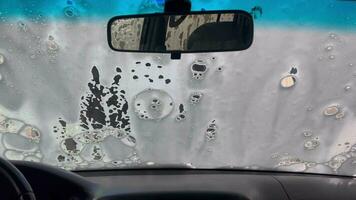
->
(325, 45, 333, 51)
(63, 6, 79, 18)
(154, 56, 161, 62)
(349, 63, 354, 67)
(216, 66, 224, 72)
(0, 73, 2, 81)
(17, 21, 28, 32)
(0, 54, 5, 65)
(185, 162, 195, 168)
(271, 153, 280, 159)
(280, 75, 296, 88)
(344, 85, 351, 91)
(329, 33, 337, 39)
(306, 106, 313, 111)
(146, 161, 155, 166)
(323, 105, 340, 116)
(329, 55, 336, 60)
(303, 130, 313, 137)
(48, 35, 54, 41)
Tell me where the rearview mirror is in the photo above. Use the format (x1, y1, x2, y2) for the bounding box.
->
(108, 10, 253, 54)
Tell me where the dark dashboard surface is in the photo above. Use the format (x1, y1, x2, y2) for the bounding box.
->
(80, 170, 288, 200)
(2, 161, 356, 200)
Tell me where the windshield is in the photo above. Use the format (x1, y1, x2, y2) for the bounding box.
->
(1, 0, 356, 176)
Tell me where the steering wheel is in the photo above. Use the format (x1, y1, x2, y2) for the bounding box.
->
(0, 157, 36, 200)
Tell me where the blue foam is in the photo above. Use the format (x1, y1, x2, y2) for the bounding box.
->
(0, 0, 355, 29)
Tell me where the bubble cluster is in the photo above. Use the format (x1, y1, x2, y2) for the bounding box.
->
(274, 141, 356, 173)
(190, 92, 203, 105)
(133, 61, 171, 84)
(0, 113, 42, 162)
(134, 89, 174, 120)
(323, 104, 345, 119)
(327, 154, 348, 171)
(56, 153, 86, 170)
(175, 104, 186, 122)
(205, 120, 218, 141)
(274, 154, 324, 172)
(55, 121, 138, 169)
(111, 152, 141, 167)
(91, 145, 104, 161)
(53, 66, 139, 169)
(304, 137, 320, 150)
(46, 37, 60, 62)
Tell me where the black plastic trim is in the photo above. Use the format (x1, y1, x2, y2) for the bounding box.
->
(74, 167, 356, 179)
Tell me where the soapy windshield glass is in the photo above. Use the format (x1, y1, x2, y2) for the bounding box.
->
(0, 0, 356, 176)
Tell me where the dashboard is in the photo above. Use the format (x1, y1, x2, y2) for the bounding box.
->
(2, 161, 356, 200)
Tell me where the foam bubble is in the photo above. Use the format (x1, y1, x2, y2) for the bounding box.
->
(280, 75, 296, 88)
(133, 89, 174, 120)
(344, 85, 352, 91)
(323, 105, 340, 116)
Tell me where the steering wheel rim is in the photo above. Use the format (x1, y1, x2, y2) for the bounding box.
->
(0, 157, 36, 200)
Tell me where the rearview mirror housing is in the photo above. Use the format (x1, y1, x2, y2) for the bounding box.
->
(107, 10, 254, 55)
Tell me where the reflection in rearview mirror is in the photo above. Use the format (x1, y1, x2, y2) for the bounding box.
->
(108, 11, 253, 53)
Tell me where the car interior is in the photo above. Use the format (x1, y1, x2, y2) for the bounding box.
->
(1, 0, 356, 199)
